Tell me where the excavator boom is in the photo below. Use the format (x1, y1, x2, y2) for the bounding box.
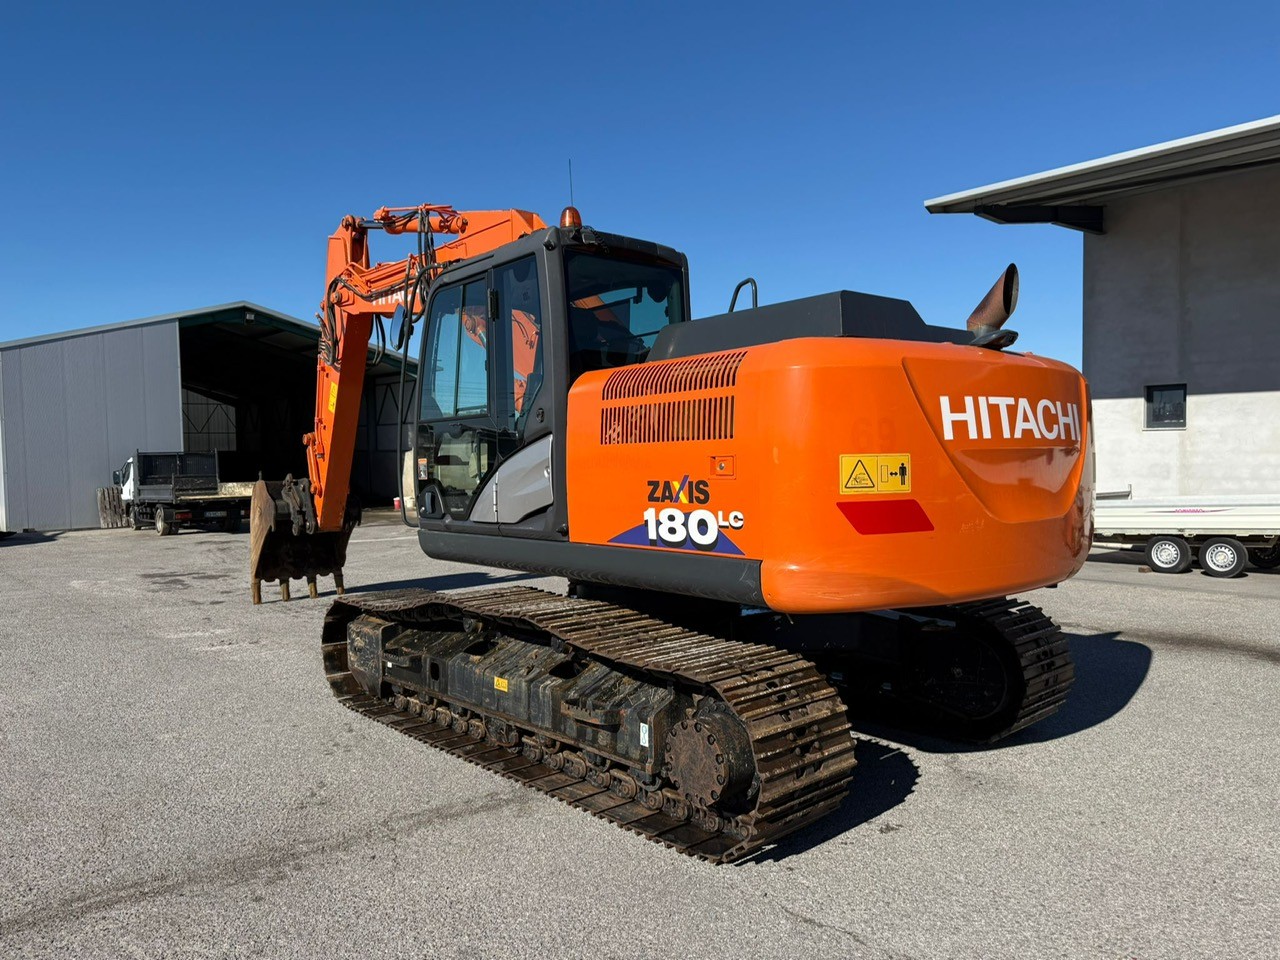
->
(249, 204, 546, 599)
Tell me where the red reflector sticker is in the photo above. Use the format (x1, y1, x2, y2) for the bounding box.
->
(837, 499, 934, 535)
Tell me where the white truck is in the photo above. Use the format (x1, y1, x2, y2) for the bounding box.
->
(109, 451, 253, 535)
(1093, 495, 1280, 577)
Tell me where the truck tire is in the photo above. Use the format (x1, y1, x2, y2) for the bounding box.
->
(222, 512, 242, 534)
(1248, 544, 1280, 569)
(1144, 535, 1192, 574)
(155, 511, 176, 536)
(1199, 537, 1246, 578)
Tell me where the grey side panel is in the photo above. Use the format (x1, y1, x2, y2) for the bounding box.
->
(419, 529, 764, 606)
(0, 354, 7, 530)
(0, 349, 25, 529)
(0, 321, 182, 530)
(469, 435, 553, 524)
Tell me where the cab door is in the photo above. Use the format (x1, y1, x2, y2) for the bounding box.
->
(416, 277, 506, 523)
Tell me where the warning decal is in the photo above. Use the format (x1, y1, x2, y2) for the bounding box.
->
(327, 382, 338, 413)
(839, 454, 911, 494)
(494, 676, 509, 693)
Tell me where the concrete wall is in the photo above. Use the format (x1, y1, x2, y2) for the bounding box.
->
(0, 322, 183, 530)
(1083, 165, 1280, 496)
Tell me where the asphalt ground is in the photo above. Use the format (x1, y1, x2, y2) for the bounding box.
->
(1, 515, 1277, 960)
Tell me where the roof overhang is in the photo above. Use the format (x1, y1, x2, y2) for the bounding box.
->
(0, 300, 413, 376)
(924, 114, 1280, 233)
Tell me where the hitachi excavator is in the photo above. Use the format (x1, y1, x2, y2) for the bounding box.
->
(249, 202, 1093, 863)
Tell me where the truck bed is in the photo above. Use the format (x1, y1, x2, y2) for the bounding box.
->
(1094, 496, 1280, 539)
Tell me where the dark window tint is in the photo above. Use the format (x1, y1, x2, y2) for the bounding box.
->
(422, 285, 462, 420)
(1145, 383, 1187, 429)
(457, 281, 490, 416)
(493, 257, 543, 428)
(565, 251, 684, 382)
(421, 282, 491, 420)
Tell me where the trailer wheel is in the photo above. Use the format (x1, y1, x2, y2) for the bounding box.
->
(1248, 544, 1280, 570)
(155, 512, 176, 536)
(1144, 535, 1192, 573)
(1199, 537, 1246, 578)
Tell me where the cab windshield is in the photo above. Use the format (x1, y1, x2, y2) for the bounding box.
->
(564, 250, 685, 381)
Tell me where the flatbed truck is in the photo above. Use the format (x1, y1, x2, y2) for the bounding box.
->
(112, 451, 252, 535)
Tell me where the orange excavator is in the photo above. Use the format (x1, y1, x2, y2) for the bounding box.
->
(250, 202, 1093, 862)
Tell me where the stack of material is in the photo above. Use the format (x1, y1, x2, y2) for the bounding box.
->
(96, 485, 128, 528)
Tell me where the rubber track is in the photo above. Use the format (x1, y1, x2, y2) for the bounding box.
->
(955, 597, 1075, 742)
(321, 586, 859, 863)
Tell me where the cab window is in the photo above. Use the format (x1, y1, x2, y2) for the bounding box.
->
(565, 250, 684, 382)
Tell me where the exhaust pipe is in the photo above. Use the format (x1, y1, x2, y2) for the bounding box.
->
(966, 263, 1019, 336)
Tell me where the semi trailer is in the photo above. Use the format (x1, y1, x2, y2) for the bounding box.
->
(1094, 494, 1280, 577)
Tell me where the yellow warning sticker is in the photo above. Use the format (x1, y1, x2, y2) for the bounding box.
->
(494, 676, 509, 693)
(327, 382, 338, 413)
(839, 454, 912, 495)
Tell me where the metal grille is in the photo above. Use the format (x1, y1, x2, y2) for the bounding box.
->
(601, 350, 747, 401)
(601, 396, 735, 445)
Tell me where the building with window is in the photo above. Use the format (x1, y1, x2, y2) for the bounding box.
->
(926, 116, 1280, 498)
(0, 302, 411, 531)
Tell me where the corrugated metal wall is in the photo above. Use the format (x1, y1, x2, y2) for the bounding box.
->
(0, 322, 183, 530)
(0, 357, 7, 531)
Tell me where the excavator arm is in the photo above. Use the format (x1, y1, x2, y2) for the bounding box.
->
(249, 204, 546, 601)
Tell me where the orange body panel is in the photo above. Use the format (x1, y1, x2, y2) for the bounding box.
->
(566, 338, 1093, 614)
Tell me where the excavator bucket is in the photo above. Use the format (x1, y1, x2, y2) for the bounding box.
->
(248, 479, 356, 603)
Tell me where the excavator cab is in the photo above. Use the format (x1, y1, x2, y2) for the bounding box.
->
(410, 224, 691, 543)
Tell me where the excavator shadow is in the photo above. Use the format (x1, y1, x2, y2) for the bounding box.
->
(742, 739, 920, 862)
(848, 631, 1153, 754)
(748, 632, 1150, 861)
(343, 571, 547, 594)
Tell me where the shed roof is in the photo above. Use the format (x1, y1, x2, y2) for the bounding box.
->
(924, 114, 1280, 233)
(0, 301, 412, 376)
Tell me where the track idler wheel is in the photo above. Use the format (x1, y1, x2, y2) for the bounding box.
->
(664, 702, 754, 812)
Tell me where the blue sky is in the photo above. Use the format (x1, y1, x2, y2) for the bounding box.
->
(3, 1, 1277, 367)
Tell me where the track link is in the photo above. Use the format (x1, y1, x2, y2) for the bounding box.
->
(321, 586, 858, 863)
(910, 597, 1075, 742)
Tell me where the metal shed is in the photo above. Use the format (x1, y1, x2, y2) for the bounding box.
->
(0, 302, 412, 531)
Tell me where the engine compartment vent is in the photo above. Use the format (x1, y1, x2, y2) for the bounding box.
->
(602, 350, 747, 401)
(601, 396, 735, 445)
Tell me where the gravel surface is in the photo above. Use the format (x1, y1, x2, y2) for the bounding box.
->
(1, 518, 1276, 959)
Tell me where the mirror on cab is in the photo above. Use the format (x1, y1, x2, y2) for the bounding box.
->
(389, 305, 409, 351)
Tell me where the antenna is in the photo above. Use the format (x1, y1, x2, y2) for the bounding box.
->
(568, 159, 575, 207)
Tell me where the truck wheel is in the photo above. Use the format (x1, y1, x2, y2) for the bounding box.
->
(155, 512, 176, 536)
(1199, 537, 1246, 578)
(222, 513, 242, 534)
(1248, 544, 1280, 569)
(1144, 535, 1192, 574)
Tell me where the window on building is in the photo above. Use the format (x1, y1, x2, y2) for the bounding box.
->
(1145, 383, 1187, 429)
